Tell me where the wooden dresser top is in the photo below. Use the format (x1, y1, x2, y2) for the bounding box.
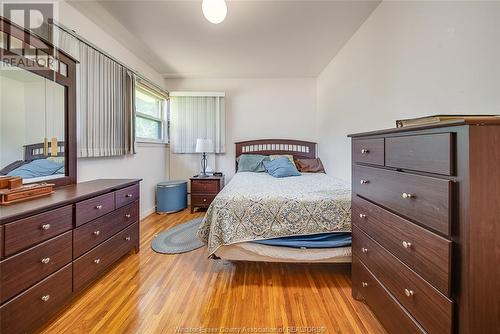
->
(348, 118, 500, 138)
(0, 179, 141, 224)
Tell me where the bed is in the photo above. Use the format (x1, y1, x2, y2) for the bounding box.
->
(0, 142, 65, 181)
(198, 139, 352, 263)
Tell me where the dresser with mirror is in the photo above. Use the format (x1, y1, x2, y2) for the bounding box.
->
(0, 16, 141, 334)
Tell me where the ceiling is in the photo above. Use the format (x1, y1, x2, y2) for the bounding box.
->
(69, 0, 380, 78)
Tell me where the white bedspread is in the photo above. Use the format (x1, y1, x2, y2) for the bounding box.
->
(198, 172, 352, 256)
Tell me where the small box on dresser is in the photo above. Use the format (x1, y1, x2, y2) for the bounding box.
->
(349, 119, 500, 334)
(0, 179, 141, 334)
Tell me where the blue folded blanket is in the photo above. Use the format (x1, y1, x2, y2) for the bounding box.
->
(252, 232, 352, 249)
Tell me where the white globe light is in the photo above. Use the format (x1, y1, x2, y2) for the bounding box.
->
(202, 0, 227, 24)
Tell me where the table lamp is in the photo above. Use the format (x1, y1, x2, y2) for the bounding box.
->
(195, 138, 214, 177)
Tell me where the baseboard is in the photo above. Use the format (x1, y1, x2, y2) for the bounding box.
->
(141, 206, 156, 219)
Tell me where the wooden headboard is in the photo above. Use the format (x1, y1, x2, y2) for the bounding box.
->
(24, 142, 65, 161)
(235, 139, 316, 171)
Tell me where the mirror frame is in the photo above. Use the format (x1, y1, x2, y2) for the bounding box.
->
(0, 16, 77, 187)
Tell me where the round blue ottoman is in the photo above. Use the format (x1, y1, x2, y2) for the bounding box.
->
(156, 180, 187, 213)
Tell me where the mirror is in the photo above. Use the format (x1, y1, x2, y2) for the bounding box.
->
(0, 62, 66, 184)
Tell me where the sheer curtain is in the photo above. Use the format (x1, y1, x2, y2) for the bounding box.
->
(170, 93, 225, 153)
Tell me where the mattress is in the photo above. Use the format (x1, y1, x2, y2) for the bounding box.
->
(215, 242, 352, 263)
(252, 232, 352, 249)
(198, 172, 352, 256)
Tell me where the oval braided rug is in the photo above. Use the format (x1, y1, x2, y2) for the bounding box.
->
(151, 217, 204, 254)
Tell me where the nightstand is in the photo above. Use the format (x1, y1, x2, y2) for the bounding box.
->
(190, 175, 224, 213)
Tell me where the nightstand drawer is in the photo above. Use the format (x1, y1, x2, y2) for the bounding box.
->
(191, 194, 216, 207)
(191, 180, 219, 193)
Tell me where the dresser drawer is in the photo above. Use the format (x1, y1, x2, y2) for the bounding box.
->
(73, 201, 139, 258)
(352, 195, 451, 296)
(73, 222, 138, 291)
(0, 264, 73, 334)
(0, 231, 72, 303)
(353, 226, 453, 334)
(75, 192, 115, 227)
(0, 225, 4, 259)
(115, 184, 139, 209)
(352, 138, 385, 166)
(353, 165, 452, 236)
(191, 194, 216, 207)
(191, 180, 219, 194)
(4, 205, 73, 256)
(352, 256, 425, 334)
(385, 133, 454, 175)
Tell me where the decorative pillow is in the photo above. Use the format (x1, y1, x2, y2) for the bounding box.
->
(269, 154, 296, 168)
(294, 158, 326, 173)
(263, 157, 301, 178)
(0, 160, 26, 175)
(7, 158, 64, 178)
(237, 154, 270, 172)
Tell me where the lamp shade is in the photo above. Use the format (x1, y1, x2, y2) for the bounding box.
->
(195, 138, 214, 153)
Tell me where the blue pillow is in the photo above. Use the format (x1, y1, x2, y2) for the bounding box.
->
(263, 157, 301, 178)
(7, 158, 64, 178)
(237, 154, 270, 172)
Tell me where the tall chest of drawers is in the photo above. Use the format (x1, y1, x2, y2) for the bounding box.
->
(349, 120, 500, 334)
(0, 179, 141, 334)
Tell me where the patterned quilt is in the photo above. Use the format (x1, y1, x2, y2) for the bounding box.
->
(198, 172, 352, 255)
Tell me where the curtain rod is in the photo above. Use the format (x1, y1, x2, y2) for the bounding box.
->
(48, 19, 168, 96)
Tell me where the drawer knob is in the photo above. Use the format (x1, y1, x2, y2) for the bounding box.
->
(361, 149, 370, 154)
(41, 257, 51, 264)
(126, 194, 133, 198)
(361, 247, 368, 253)
(362, 282, 368, 288)
(203, 198, 207, 202)
(41, 223, 51, 230)
(401, 193, 414, 199)
(94, 258, 101, 264)
(93, 230, 101, 236)
(41, 294, 51, 302)
(125, 214, 131, 218)
(359, 213, 366, 219)
(402, 241, 412, 249)
(125, 236, 131, 241)
(404, 289, 414, 297)
(95, 205, 103, 210)
(360, 179, 369, 185)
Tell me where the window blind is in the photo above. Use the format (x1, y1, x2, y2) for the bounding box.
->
(78, 43, 136, 157)
(170, 93, 225, 154)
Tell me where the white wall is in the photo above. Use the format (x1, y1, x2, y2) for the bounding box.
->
(59, 1, 169, 217)
(316, 1, 500, 182)
(165, 78, 317, 183)
(0, 76, 25, 166)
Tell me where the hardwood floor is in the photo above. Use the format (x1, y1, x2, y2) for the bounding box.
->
(40, 209, 385, 334)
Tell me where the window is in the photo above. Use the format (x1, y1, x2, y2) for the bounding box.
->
(170, 92, 225, 153)
(135, 84, 168, 143)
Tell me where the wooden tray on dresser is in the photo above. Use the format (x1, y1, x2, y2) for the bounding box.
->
(0, 183, 54, 205)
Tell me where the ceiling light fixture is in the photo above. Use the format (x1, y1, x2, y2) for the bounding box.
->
(202, 0, 227, 24)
